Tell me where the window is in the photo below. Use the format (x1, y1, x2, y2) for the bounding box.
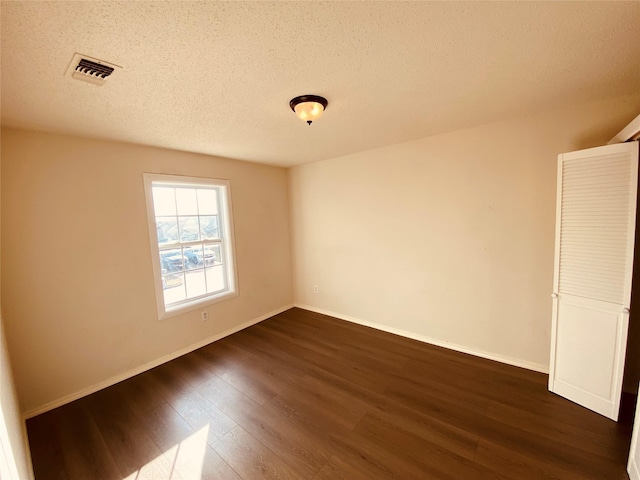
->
(143, 173, 237, 319)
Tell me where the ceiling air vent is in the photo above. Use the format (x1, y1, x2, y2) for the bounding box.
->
(66, 53, 121, 86)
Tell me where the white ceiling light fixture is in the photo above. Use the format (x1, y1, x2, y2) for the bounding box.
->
(289, 95, 328, 125)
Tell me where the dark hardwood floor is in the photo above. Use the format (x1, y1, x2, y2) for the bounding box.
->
(27, 307, 635, 479)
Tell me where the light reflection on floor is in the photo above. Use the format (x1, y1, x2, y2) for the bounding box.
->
(124, 424, 209, 480)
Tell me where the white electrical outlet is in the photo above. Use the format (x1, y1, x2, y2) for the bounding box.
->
(314, 285, 319, 294)
(201, 311, 209, 321)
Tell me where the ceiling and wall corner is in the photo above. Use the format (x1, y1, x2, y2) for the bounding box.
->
(1, 1, 639, 166)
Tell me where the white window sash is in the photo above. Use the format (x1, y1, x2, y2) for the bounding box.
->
(143, 173, 238, 320)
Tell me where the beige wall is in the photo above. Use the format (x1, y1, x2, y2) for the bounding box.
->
(1, 129, 293, 414)
(0, 140, 34, 479)
(289, 94, 640, 371)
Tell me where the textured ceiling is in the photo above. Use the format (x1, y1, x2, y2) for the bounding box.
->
(1, 1, 639, 167)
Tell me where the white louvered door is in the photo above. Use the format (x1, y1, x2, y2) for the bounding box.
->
(549, 141, 639, 420)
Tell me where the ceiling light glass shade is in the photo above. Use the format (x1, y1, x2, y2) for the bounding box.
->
(294, 101, 325, 123)
(289, 95, 328, 125)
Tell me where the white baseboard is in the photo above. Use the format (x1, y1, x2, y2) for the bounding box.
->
(23, 304, 294, 419)
(294, 304, 549, 374)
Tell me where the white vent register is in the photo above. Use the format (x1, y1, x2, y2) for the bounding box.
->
(65, 53, 121, 86)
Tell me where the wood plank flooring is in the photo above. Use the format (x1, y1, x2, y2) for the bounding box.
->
(26, 307, 636, 479)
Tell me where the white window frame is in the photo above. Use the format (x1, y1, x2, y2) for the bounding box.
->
(143, 173, 238, 320)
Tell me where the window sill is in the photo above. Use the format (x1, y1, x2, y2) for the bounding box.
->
(158, 289, 238, 321)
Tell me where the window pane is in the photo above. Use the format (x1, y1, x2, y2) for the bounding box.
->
(203, 243, 219, 266)
(152, 187, 176, 216)
(185, 269, 206, 298)
(176, 188, 198, 215)
(156, 217, 179, 245)
(178, 216, 200, 242)
(162, 272, 184, 290)
(183, 245, 203, 271)
(146, 175, 236, 319)
(204, 243, 222, 265)
(163, 275, 186, 306)
(197, 189, 218, 215)
(200, 216, 219, 240)
(206, 265, 226, 293)
(160, 248, 183, 273)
